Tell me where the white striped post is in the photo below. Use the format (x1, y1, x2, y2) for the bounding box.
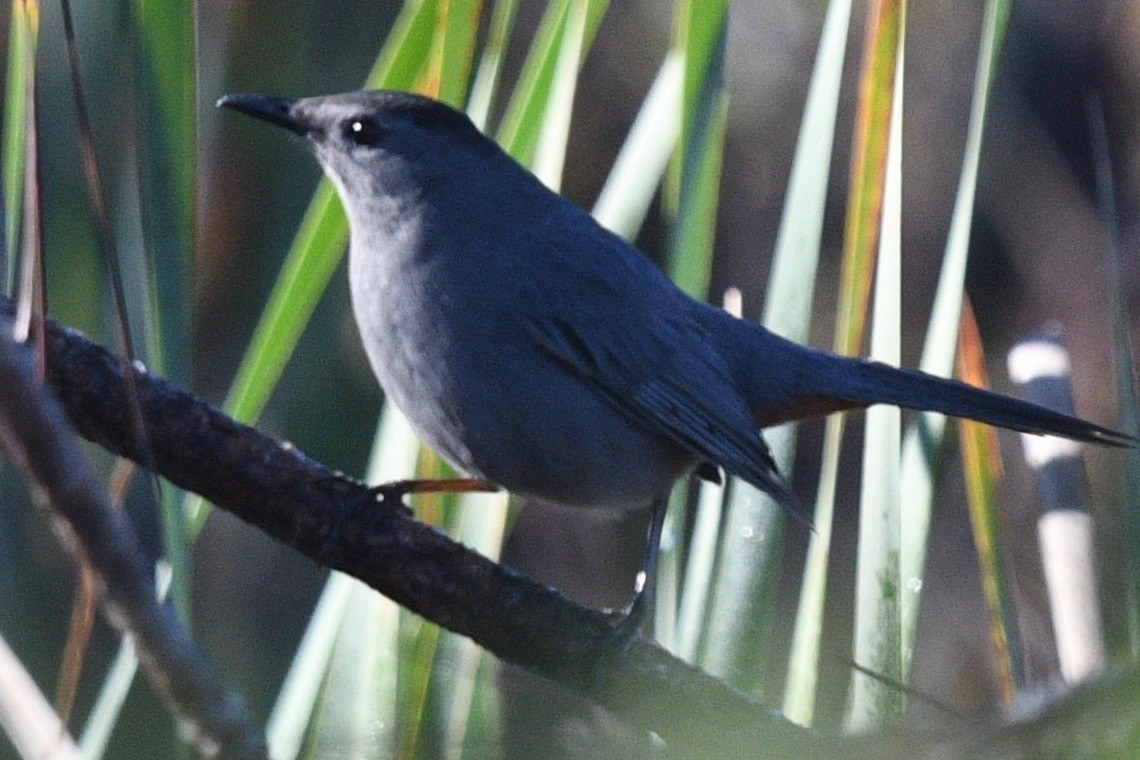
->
(1008, 330, 1106, 684)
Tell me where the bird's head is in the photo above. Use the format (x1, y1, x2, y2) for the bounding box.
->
(218, 90, 497, 206)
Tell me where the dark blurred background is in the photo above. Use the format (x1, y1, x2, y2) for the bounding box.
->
(1, 0, 1138, 757)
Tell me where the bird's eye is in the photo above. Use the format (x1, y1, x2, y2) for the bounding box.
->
(343, 118, 386, 147)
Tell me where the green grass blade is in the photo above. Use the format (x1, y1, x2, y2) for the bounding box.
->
(130, 0, 195, 384)
(674, 0, 724, 165)
(433, 492, 509, 756)
(786, 0, 904, 724)
(773, 0, 855, 722)
(656, 0, 729, 660)
(78, 633, 138, 758)
(373, 0, 443, 92)
(301, 584, 399, 760)
(675, 476, 724, 660)
(126, 0, 197, 625)
(897, 0, 1010, 677)
(268, 407, 419, 759)
(216, 182, 347, 428)
(654, 485, 686, 650)
(699, 442, 785, 691)
(466, 0, 519, 129)
(397, 616, 442, 757)
(666, 0, 727, 299)
(426, 0, 483, 107)
(677, 0, 853, 706)
(267, 575, 356, 760)
(956, 304, 1021, 699)
(495, 0, 568, 159)
(0, 636, 82, 758)
(592, 51, 682, 239)
(531, 0, 590, 188)
(763, 1, 853, 343)
(784, 416, 842, 723)
(1, 0, 35, 294)
(846, 35, 904, 730)
(495, 0, 609, 164)
(834, 4, 900, 357)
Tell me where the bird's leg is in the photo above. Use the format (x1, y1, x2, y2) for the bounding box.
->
(318, 477, 497, 559)
(608, 493, 669, 636)
(589, 494, 670, 681)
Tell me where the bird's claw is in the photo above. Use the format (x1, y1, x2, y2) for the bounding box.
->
(591, 576, 652, 684)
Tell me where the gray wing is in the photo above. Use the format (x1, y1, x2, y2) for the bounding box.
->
(525, 306, 795, 508)
(516, 199, 800, 511)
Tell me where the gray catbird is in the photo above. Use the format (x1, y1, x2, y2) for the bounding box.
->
(220, 89, 1130, 616)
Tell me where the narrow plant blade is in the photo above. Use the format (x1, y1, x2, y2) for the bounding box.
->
(898, 0, 1011, 677)
(956, 301, 1020, 698)
(1088, 92, 1140, 656)
(1, 0, 36, 293)
(675, 473, 725, 660)
(834, 2, 901, 356)
(495, 0, 609, 164)
(783, 0, 903, 724)
(12, 0, 42, 356)
(846, 30, 904, 729)
(680, 0, 854, 707)
(266, 574, 355, 760)
(531, 0, 590, 189)
(466, 0, 520, 129)
(301, 583, 399, 760)
(666, 0, 727, 299)
(424, 0, 484, 107)
(432, 492, 510, 757)
(0, 633, 82, 759)
(269, 406, 420, 760)
(113, 32, 198, 660)
(591, 51, 683, 239)
(397, 616, 442, 758)
(653, 0, 730, 657)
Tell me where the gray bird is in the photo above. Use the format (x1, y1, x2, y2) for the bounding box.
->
(220, 89, 1130, 616)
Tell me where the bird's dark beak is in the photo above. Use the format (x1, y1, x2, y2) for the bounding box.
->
(217, 93, 309, 136)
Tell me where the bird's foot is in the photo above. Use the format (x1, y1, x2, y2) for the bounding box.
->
(318, 477, 497, 560)
(592, 571, 652, 683)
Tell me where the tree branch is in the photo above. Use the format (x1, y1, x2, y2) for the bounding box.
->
(9, 298, 822, 755)
(17, 296, 1140, 758)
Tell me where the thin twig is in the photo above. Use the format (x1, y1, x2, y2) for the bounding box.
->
(0, 313, 267, 759)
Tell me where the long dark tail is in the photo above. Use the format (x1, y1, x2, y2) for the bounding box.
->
(830, 356, 1132, 447)
(715, 311, 1133, 447)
